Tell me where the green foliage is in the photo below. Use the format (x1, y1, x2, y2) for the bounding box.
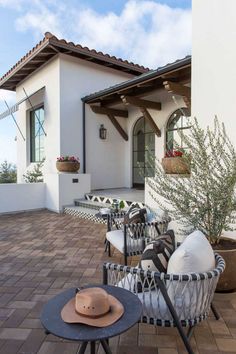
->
(0, 160, 17, 183)
(146, 117, 236, 244)
(23, 158, 45, 183)
(119, 200, 125, 209)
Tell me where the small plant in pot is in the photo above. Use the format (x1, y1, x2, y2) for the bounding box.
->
(146, 116, 236, 292)
(56, 156, 80, 173)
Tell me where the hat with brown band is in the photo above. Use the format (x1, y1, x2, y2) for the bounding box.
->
(61, 287, 124, 327)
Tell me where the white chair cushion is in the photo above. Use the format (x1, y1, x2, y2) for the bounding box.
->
(117, 273, 197, 322)
(106, 230, 144, 254)
(167, 230, 215, 274)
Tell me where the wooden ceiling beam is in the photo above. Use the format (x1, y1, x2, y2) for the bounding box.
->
(48, 45, 60, 53)
(90, 105, 128, 118)
(37, 51, 56, 56)
(140, 107, 161, 137)
(121, 95, 161, 110)
(30, 59, 45, 63)
(20, 66, 37, 71)
(107, 114, 128, 141)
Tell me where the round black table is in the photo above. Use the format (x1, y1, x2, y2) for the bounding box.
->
(40, 285, 142, 354)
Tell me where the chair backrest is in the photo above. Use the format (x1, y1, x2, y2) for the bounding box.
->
(103, 253, 225, 327)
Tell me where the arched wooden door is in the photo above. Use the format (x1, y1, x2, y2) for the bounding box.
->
(132, 117, 155, 188)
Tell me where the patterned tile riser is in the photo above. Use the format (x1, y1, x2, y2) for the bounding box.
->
(63, 207, 106, 224)
(84, 194, 145, 209)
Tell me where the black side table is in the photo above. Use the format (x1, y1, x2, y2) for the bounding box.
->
(40, 285, 142, 354)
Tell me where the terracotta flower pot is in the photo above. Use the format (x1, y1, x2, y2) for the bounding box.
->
(213, 238, 236, 292)
(162, 157, 190, 175)
(56, 161, 80, 173)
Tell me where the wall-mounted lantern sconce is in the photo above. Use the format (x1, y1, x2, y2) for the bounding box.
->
(99, 124, 107, 140)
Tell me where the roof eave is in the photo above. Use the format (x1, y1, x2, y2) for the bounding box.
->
(82, 56, 191, 103)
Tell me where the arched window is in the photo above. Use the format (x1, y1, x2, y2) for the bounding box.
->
(166, 108, 191, 152)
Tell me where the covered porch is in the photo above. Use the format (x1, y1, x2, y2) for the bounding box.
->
(83, 56, 191, 191)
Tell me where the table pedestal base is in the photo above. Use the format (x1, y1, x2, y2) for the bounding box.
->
(78, 339, 111, 354)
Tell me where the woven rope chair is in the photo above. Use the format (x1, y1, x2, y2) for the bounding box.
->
(103, 253, 225, 354)
(106, 212, 170, 265)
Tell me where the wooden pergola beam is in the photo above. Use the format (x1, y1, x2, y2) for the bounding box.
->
(121, 95, 161, 110)
(90, 105, 128, 118)
(140, 107, 161, 137)
(107, 114, 128, 141)
(163, 81, 191, 99)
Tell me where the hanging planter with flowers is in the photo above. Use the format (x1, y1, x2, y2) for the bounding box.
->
(162, 150, 190, 175)
(56, 156, 80, 173)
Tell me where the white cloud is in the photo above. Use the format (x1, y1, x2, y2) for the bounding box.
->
(15, 1, 64, 38)
(1, 0, 191, 69)
(71, 0, 191, 68)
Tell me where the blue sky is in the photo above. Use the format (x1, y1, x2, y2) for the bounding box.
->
(0, 0, 191, 164)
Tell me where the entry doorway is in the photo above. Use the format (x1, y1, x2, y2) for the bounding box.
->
(132, 117, 155, 189)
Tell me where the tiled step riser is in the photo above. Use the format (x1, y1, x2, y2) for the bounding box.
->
(84, 194, 144, 209)
(64, 207, 106, 224)
(74, 201, 102, 210)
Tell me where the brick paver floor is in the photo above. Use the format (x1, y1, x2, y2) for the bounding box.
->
(0, 210, 235, 354)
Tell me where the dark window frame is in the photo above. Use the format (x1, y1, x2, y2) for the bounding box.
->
(132, 116, 155, 188)
(30, 105, 45, 163)
(165, 107, 191, 152)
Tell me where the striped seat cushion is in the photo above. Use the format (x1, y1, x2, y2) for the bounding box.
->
(137, 230, 175, 291)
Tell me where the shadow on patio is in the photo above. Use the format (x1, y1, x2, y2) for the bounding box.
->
(0, 210, 235, 354)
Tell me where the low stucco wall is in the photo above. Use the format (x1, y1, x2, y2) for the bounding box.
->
(0, 183, 46, 214)
(45, 173, 91, 212)
(0, 173, 91, 214)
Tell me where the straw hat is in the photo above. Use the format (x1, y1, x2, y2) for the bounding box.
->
(61, 287, 124, 327)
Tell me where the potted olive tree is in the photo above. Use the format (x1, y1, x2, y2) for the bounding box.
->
(147, 117, 236, 291)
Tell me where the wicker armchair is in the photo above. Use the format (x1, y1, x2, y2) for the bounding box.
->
(103, 253, 225, 354)
(106, 212, 170, 265)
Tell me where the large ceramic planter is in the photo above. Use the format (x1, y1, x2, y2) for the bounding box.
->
(213, 238, 236, 292)
(56, 161, 80, 173)
(162, 157, 190, 175)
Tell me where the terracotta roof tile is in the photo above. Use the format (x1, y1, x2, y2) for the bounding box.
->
(0, 32, 149, 90)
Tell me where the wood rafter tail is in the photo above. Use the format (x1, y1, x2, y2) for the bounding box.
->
(121, 95, 161, 111)
(163, 81, 191, 109)
(163, 81, 191, 97)
(140, 107, 161, 137)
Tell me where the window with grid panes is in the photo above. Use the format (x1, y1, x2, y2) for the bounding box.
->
(30, 106, 45, 162)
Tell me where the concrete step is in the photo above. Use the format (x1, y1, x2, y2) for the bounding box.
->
(63, 205, 107, 224)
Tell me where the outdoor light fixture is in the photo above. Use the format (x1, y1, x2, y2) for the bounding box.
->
(99, 124, 107, 140)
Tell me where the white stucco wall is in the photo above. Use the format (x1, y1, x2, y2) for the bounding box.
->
(0, 183, 45, 213)
(192, 0, 236, 146)
(16, 56, 60, 182)
(15, 53, 132, 182)
(45, 173, 91, 212)
(59, 54, 132, 174)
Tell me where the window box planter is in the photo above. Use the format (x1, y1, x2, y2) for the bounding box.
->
(162, 156, 190, 175)
(56, 161, 80, 173)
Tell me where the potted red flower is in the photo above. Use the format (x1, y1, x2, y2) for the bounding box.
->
(56, 156, 80, 173)
(162, 149, 190, 175)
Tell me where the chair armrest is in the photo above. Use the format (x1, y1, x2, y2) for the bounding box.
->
(107, 212, 126, 231)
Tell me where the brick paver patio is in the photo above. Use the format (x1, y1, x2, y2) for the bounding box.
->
(0, 210, 235, 354)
